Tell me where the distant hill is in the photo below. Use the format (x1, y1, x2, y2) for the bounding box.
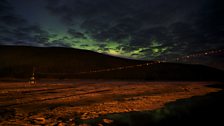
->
(0, 45, 223, 81)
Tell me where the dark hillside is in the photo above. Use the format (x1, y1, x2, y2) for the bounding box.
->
(0, 46, 223, 81)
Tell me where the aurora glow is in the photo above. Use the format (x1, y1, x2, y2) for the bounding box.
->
(0, 0, 223, 63)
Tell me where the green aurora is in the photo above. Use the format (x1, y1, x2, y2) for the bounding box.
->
(45, 30, 169, 60)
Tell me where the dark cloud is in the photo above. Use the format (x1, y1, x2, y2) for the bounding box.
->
(0, 0, 13, 16)
(80, 44, 89, 47)
(118, 44, 139, 52)
(0, 0, 53, 47)
(131, 53, 141, 57)
(0, 25, 50, 46)
(0, 15, 27, 26)
(67, 29, 86, 39)
(0, 0, 27, 27)
(130, 26, 171, 47)
(46, 0, 137, 24)
(81, 20, 109, 34)
(2, 0, 224, 48)
(0, 0, 10, 12)
(96, 44, 111, 52)
(46, 0, 211, 26)
(45, 0, 224, 54)
(47, 38, 72, 47)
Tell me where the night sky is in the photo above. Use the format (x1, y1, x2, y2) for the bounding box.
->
(0, 0, 223, 63)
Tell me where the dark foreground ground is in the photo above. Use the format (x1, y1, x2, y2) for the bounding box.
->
(86, 84, 224, 126)
(0, 80, 223, 126)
